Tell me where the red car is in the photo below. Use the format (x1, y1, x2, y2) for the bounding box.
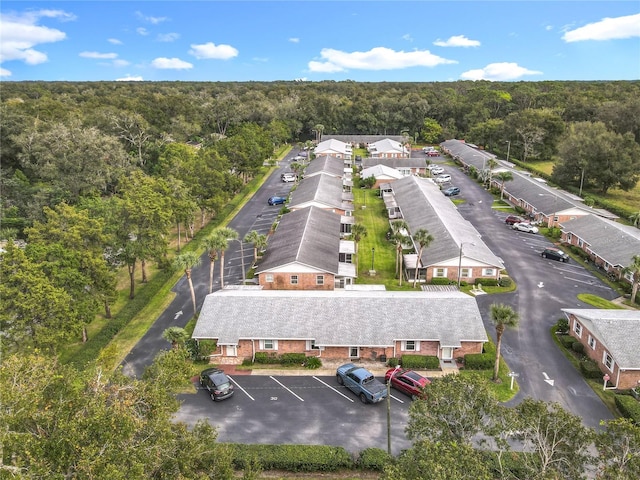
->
(385, 368, 431, 400)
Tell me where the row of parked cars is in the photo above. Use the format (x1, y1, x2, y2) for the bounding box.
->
(505, 215, 570, 262)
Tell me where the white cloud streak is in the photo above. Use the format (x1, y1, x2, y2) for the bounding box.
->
(151, 57, 193, 69)
(460, 62, 542, 81)
(562, 13, 640, 42)
(188, 42, 238, 60)
(80, 51, 118, 59)
(433, 35, 481, 47)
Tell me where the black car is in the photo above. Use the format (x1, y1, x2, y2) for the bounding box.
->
(541, 247, 569, 263)
(200, 368, 234, 401)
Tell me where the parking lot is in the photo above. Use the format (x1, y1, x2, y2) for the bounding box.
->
(175, 373, 414, 455)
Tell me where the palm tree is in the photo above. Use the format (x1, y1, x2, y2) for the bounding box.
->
(216, 227, 238, 289)
(629, 211, 640, 228)
(412, 228, 434, 288)
(350, 223, 368, 276)
(623, 254, 640, 304)
(489, 303, 520, 381)
(173, 251, 201, 314)
(290, 162, 304, 181)
(162, 326, 189, 349)
(201, 230, 228, 294)
(390, 220, 410, 286)
(312, 124, 324, 143)
(486, 158, 498, 188)
(495, 171, 514, 200)
(244, 230, 267, 264)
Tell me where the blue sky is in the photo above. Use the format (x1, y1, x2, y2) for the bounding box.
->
(1, 1, 639, 82)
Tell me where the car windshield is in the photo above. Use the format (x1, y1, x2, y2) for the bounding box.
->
(211, 373, 229, 386)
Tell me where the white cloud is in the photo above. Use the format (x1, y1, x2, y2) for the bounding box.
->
(80, 51, 118, 59)
(137, 27, 149, 36)
(0, 67, 12, 77)
(0, 10, 69, 66)
(433, 35, 480, 47)
(157, 32, 180, 42)
(135, 11, 168, 25)
(308, 46, 457, 73)
(188, 42, 238, 60)
(151, 57, 193, 69)
(563, 13, 640, 42)
(460, 62, 542, 81)
(116, 74, 144, 81)
(402, 34, 413, 42)
(112, 59, 130, 67)
(289, 37, 300, 43)
(108, 38, 123, 45)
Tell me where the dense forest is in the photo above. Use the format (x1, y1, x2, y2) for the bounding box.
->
(1, 80, 640, 478)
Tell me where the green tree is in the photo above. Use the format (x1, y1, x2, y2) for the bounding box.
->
(382, 439, 492, 480)
(201, 230, 229, 294)
(623, 254, 640, 305)
(406, 374, 498, 445)
(244, 230, 268, 264)
(350, 223, 368, 276)
(162, 326, 190, 349)
(421, 118, 443, 144)
(216, 227, 239, 289)
(595, 418, 640, 480)
(173, 251, 202, 313)
(390, 220, 410, 286)
(489, 303, 520, 381)
(629, 211, 640, 228)
(412, 228, 434, 288)
(495, 171, 513, 200)
(511, 398, 594, 479)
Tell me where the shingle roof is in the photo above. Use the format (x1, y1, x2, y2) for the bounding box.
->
(289, 173, 348, 211)
(314, 138, 350, 155)
(560, 215, 640, 268)
(256, 206, 341, 274)
(391, 176, 504, 269)
(361, 164, 404, 180)
(361, 157, 427, 169)
(369, 138, 405, 154)
(303, 155, 345, 177)
(322, 134, 405, 144)
(194, 289, 488, 348)
(562, 309, 640, 369)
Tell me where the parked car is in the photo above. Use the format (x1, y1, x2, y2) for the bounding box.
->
(422, 146, 436, 153)
(435, 174, 452, 184)
(430, 166, 445, 175)
(336, 363, 388, 404)
(443, 186, 461, 196)
(293, 155, 305, 162)
(541, 247, 569, 262)
(427, 150, 440, 157)
(505, 215, 525, 225)
(199, 368, 234, 402)
(268, 196, 287, 206)
(281, 172, 296, 182)
(385, 368, 430, 400)
(512, 222, 539, 234)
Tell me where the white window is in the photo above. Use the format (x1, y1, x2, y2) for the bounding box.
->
(306, 340, 320, 350)
(260, 339, 278, 350)
(573, 321, 582, 337)
(603, 352, 613, 371)
(434, 268, 446, 278)
(349, 347, 359, 358)
(460, 268, 471, 278)
(316, 275, 324, 285)
(265, 274, 274, 283)
(483, 268, 495, 276)
(402, 341, 420, 352)
(290, 275, 298, 285)
(588, 335, 596, 350)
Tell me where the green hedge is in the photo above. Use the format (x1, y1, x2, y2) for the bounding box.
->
(430, 278, 454, 285)
(226, 444, 354, 472)
(401, 354, 440, 369)
(579, 358, 603, 379)
(615, 395, 640, 424)
(464, 353, 494, 370)
(254, 352, 281, 364)
(475, 278, 499, 287)
(558, 334, 577, 349)
(280, 353, 307, 365)
(356, 448, 392, 471)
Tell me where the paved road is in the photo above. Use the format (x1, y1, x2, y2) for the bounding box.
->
(438, 153, 616, 428)
(121, 152, 300, 378)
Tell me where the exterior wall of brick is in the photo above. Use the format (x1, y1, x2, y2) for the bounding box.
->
(424, 265, 499, 284)
(259, 272, 335, 290)
(568, 314, 640, 390)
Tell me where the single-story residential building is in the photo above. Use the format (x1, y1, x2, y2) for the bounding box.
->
(314, 139, 352, 160)
(288, 173, 354, 215)
(560, 214, 640, 283)
(193, 289, 488, 364)
(360, 164, 404, 188)
(256, 206, 356, 290)
(368, 138, 407, 158)
(563, 308, 640, 390)
(361, 157, 428, 176)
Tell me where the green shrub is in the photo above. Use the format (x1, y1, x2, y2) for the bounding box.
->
(280, 353, 306, 366)
(401, 354, 440, 369)
(304, 356, 322, 369)
(464, 353, 494, 370)
(579, 358, 603, 379)
(615, 395, 640, 424)
(241, 358, 253, 366)
(571, 342, 585, 354)
(483, 341, 496, 356)
(558, 335, 576, 349)
(227, 444, 354, 472)
(254, 352, 280, 364)
(498, 277, 512, 288)
(430, 278, 453, 285)
(356, 448, 392, 471)
(475, 278, 499, 286)
(387, 357, 399, 368)
(555, 318, 569, 334)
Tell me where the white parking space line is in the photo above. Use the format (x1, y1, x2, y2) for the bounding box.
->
(270, 376, 305, 402)
(313, 376, 354, 402)
(565, 276, 611, 288)
(390, 394, 405, 404)
(228, 376, 255, 401)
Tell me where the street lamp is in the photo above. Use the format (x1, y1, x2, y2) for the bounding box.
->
(505, 140, 511, 163)
(371, 247, 375, 272)
(457, 241, 476, 288)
